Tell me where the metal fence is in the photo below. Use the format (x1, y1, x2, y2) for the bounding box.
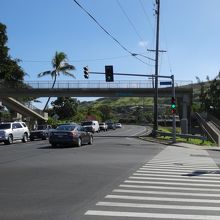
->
(0, 80, 193, 89)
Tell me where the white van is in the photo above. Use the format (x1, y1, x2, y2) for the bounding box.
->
(81, 121, 100, 133)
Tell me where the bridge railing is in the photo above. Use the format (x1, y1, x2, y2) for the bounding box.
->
(0, 80, 193, 89)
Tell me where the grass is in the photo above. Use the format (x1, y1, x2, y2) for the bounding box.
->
(156, 127, 216, 146)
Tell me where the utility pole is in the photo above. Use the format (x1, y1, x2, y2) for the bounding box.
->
(153, 0, 160, 133)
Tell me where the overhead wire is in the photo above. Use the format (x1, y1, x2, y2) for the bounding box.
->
(73, 0, 153, 66)
(116, 0, 148, 53)
(21, 55, 133, 63)
(139, 0, 154, 33)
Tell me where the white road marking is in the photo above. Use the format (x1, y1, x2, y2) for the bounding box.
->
(140, 167, 219, 172)
(124, 180, 220, 187)
(113, 189, 220, 197)
(96, 201, 220, 211)
(106, 194, 220, 203)
(84, 145, 220, 219)
(136, 170, 220, 177)
(85, 210, 220, 219)
(119, 184, 220, 192)
(142, 165, 218, 170)
(133, 172, 220, 180)
(129, 175, 220, 183)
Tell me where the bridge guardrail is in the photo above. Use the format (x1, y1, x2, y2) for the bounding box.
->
(0, 80, 193, 89)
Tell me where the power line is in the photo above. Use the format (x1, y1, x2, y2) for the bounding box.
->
(116, 0, 148, 52)
(139, 0, 154, 33)
(21, 55, 131, 63)
(21, 54, 154, 64)
(72, 0, 152, 65)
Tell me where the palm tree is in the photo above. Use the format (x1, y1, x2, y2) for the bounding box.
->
(38, 51, 76, 111)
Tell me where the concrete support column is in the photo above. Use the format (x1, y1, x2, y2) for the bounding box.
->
(181, 95, 189, 134)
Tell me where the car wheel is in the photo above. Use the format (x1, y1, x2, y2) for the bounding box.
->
(4, 135, 13, 145)
(22, 133, 28, 143)
(52, 143, 57, 148)
(88, 136, 93, 145)
(76, 138, 82, 147)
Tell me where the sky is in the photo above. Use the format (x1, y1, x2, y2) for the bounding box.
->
(1, 0, 220, 108)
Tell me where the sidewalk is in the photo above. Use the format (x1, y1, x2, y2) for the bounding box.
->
(173, 142, 220, 151)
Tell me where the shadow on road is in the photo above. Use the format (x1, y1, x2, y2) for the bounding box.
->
(182, 169, 220, 177)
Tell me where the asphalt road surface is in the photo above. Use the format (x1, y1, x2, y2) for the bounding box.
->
(0, 125, 165, 220)
(1, 125, 220, 220)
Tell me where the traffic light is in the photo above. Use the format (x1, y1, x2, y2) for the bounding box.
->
(83, 66, 89, 79)
(171, 97, 176, 114)
(105, 65, 114, 82)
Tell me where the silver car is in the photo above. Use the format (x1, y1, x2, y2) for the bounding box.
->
(0, 122, 30, 145)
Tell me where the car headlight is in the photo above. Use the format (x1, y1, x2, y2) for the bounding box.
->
(0, 131, 6, 137)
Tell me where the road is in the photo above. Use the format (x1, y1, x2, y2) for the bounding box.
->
(1, 125, 220, 220)
(0, 125, 164, 220)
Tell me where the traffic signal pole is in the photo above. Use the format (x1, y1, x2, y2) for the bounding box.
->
(171, 75, 176, 143)
(84, 67, 177, 143)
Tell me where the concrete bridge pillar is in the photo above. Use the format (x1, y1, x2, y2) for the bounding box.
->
(180, 95, 190, 134)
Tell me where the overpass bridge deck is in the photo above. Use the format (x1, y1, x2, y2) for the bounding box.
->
(0, 80, 193, 98)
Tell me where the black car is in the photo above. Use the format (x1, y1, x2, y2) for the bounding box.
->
(49, 124, 93, 147)
(106, 122, 116, 130)
(29, 125, 51, 141)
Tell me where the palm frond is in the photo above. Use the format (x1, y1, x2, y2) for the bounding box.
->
(38, 70, 52, 78)
(60, 64, 76, 71)
(63, 71, 76, 78)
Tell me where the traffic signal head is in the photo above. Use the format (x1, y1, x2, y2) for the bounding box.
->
(171, 97, 176, 114)
(83, 66, 89, 79)
(105, 65, 114, 82)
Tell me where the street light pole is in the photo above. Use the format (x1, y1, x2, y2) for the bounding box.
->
(153, 0, 160, 132)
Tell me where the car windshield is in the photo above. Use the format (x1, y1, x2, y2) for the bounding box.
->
(81, 122, 92, 126)
(56, 125, 76, 131)
(0, 124, 11, 129)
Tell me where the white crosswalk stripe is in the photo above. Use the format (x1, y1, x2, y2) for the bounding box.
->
(84, 145, 220, 219)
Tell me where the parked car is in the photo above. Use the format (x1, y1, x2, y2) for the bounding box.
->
(106, 122, 116, 130)
(0, 122, 30, 145)
(81, 121, 100, 133)
(49, 124, 93, 147)
(99, 122, 108, 131)
(30, 125, 52, 141)
(115, 123, 122, 128)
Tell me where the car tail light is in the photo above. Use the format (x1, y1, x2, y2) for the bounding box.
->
(68, 132, 77, 137)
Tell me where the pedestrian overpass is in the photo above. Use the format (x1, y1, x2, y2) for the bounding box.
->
(0, 80, 192, 98)
(0, 80, 193, 133)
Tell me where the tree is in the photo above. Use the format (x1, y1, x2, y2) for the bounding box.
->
(51, 97, 79, 120)
(196, 73, 220, 118)
(97, 105, 112, 121)
(0, 23, 25, 83)
(38, 51, 76, 111)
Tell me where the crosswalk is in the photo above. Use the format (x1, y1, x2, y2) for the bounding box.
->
(84, 145, 220, 219)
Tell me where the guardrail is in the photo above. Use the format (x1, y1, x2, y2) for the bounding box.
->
(0, 80, 193, 89)
(195, 112, 220, 145)
(156, 131, 207, 143)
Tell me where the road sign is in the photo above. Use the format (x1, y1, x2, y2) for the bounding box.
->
(160, 81, 172, 85)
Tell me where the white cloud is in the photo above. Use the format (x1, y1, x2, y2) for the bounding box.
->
(138, 41, 148, 48)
